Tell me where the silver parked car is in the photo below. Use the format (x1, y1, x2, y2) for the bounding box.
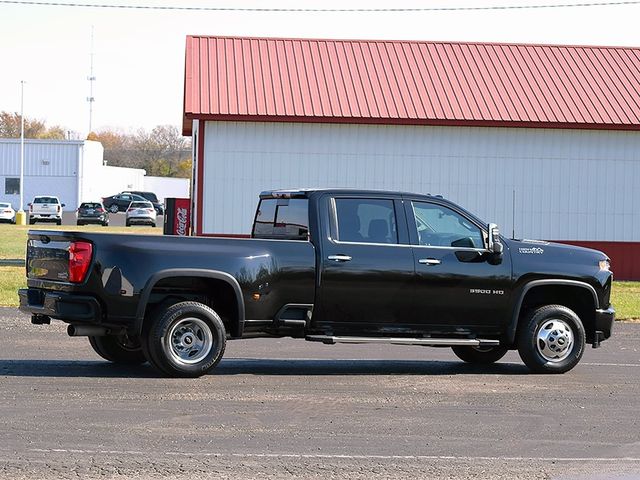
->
(125, 200, 157, 227)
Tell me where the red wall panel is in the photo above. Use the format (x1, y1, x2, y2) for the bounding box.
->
(555, 241, 640, 281)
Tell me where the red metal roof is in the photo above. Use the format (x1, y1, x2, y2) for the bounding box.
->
(183, 35, 640, 135)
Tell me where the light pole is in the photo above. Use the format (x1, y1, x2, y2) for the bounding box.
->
(15, 80, 27, 225)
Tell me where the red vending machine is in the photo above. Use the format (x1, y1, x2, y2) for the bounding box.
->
(163, 198, 191, 236)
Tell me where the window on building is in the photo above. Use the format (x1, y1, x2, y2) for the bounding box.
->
(5, 178, 19, 195)
(335, 198, 398, 244)
(412, 201, 483, 248)
(252, 198, 309, 240)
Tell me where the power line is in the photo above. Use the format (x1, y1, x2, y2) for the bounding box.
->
(1, 0, 640, 12)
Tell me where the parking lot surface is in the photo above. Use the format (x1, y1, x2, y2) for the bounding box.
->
(57, 211, 163, 229)
(0, 307, 638, 479)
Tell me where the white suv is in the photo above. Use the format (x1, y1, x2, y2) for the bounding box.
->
(29, 196, 65, 225)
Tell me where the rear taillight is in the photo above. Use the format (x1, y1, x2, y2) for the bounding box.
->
(96, 208, 104, 213)
(68, 241, 92, 283)
(127, 208, 133, 212)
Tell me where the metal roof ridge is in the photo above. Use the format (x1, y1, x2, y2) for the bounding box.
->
(185, 35, 640, 52)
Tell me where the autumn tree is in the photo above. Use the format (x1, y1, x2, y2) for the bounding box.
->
(90, 125, 192, 178)
(0, 111, 68, 139)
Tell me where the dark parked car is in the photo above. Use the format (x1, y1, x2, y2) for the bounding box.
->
(19, 189, 614, 378)
(122, 191, 164, 215)
(76, 202, 109, 226)
(101, 193, 148, 213)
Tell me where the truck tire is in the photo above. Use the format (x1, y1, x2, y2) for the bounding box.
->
(88, 334, 146, 365)
(452, 345, 508, 364)
(144, 301, 226, 378)
(517, 304, 585, 374)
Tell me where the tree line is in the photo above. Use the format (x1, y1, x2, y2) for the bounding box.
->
(0, 111, 192, 178)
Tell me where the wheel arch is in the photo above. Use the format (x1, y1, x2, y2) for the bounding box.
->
(506, 279, 598, 346)
(135, 269, 246, 338)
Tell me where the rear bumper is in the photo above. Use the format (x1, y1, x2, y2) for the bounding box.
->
(77, 216, 106, 223)
(18, 288, 101, 323)
(29, 214, 62, 220)
(127, 216, 156, 223)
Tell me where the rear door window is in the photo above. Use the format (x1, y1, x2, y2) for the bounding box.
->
(252, 198, 309, 240)
(335, 198, 398, 244)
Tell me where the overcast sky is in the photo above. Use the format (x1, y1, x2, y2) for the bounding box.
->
(0, 0, 639, 137)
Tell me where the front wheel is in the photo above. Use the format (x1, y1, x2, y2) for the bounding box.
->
(517, 305, 585, 374)
(88, 334, 146, 364)
(144, 301, 226, 377)
(452, 345, 508, 364)
(109, 204, 119, 213)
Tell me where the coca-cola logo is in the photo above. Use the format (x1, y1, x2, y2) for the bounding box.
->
(176, 207, 188, 236)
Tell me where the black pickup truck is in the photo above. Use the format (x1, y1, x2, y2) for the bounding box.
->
(19, 189, 615, 377)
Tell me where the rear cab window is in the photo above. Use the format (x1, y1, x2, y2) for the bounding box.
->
(34, 197, 59, 204)
(252, 198, 309, 240)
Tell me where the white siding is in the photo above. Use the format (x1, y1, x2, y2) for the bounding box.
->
(0, 139, 82, 210)
(144, 176, 190, 203)
(202, 121, 640, 241)
(1, 139, 147, 210)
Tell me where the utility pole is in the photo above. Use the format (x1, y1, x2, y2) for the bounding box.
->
(16, 80, 27, 225)
(87, 26, 96, 135)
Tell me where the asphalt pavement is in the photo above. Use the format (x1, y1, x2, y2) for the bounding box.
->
(0, 307, 639, 479)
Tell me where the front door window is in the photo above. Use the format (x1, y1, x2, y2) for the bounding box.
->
(412, 202, 483, 249)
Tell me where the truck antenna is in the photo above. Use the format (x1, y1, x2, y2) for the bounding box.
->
(512, 189, 516, 239)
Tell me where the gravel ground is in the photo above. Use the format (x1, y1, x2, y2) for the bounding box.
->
(0, 307, 639, 479)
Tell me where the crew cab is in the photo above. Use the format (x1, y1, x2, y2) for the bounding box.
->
(19, 189, 615, 377)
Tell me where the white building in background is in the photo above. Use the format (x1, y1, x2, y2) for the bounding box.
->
(0, 138, 189, 210)
(144, 175, 190, 203)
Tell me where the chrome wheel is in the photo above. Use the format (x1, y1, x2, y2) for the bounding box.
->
(165, 317, 213, 365)
(536, 319, 574, 362)
(109, 204, 119, 213)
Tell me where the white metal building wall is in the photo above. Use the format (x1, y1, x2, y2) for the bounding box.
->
(144, 176, 190, 203)
(1, 139, 147, 209)
(0, 139, 82, 210)
(201, 121, 640, 241)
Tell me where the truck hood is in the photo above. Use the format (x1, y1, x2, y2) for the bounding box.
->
(508, 239, 608, 260)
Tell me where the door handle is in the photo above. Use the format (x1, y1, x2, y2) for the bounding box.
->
(418, 258, 441, 266)
(328, 254, 352, 262)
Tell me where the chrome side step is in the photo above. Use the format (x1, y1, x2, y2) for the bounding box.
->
(305, 335, 500, 347)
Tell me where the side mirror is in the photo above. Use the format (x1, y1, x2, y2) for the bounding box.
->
(61, 203, 66, 207)
(487, 223, 504, 255)
(27, 203, 32, 206)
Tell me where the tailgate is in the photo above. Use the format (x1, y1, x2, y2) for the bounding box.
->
(27, 232, 81, 282)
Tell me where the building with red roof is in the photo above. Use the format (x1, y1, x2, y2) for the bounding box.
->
(183, 35, 640, 279)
